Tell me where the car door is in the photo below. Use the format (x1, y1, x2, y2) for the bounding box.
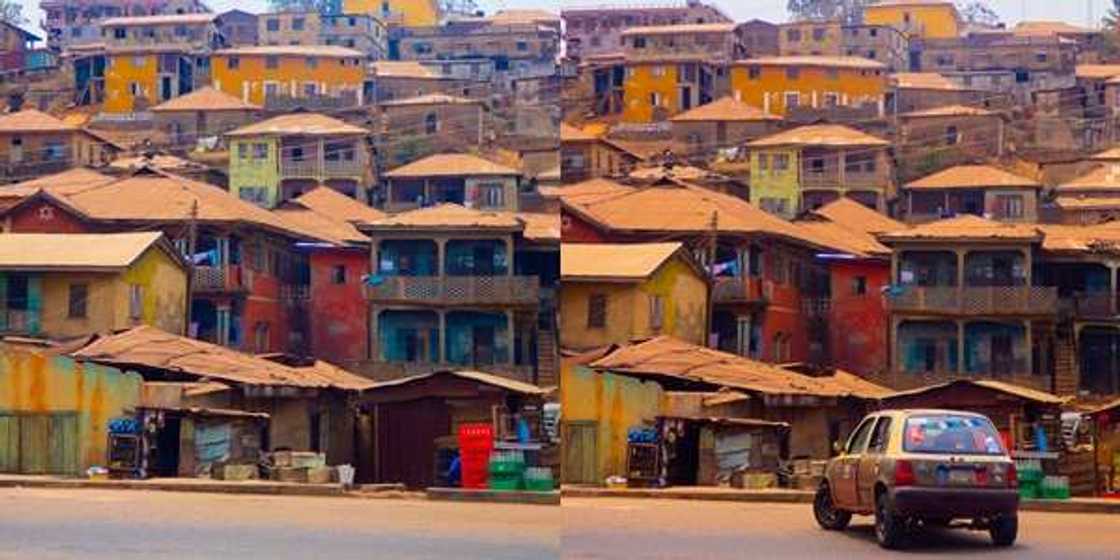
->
(833, 416, 876, 509)
(857, 416, 893, 511)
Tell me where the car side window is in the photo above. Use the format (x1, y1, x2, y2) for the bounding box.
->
(845, 417, 876, 455)
(867, 417, 892, 454)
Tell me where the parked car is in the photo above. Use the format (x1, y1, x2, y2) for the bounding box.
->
(813, 409, 1019, 549)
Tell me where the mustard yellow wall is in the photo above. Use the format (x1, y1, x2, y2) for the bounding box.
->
(750, 148, 801, 218)
(0, 346, 143, 472)
(37, 247, 186, 338)
(560, 257, 708, 350)
(729, 65, 886, 116)
(211, 54, 365, 106)
(864, 4, 960, 39)
(561, 364, 665, 482)
(104, 53, 160, 114)
(622, 63, 681, 123)
(118, 247, 188, 335)
(343, 0, 439, 26)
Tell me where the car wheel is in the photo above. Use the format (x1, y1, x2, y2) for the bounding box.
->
(874, 492, 906, 549)
(813, 484, 851, 531)
(989, 514, 1018, 547)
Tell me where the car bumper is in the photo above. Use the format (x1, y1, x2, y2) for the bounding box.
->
(890, 487, 1019, 518)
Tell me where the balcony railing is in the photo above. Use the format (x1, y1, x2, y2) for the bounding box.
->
(192, 265, 248, 293)
(367, 275, 540, 306)
(1060, 294, 1117, 320)
(0, 310, 35, 334)
(887, 285, 1059, 315)
(800, 170, 887, 191)
(280, 158, 366, 180)
(712, 276, 764, 304)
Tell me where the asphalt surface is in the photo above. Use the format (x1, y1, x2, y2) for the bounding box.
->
(0, 487, 560, 560)
(562, 498, 1120, 559)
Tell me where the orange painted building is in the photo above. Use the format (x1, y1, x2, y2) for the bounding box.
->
(728, 56, 888, 116)
(211, 45, 366, 107)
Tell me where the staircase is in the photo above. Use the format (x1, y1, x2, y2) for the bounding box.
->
(536, 332, 558, 388)
(1053, 329, 1078, 397)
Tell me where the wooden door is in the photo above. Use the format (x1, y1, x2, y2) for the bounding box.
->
(0, 416, 18, 472)
(375, 399, 451, 489)
(562, 422, 597, 484)
(48, 414, 79, 475)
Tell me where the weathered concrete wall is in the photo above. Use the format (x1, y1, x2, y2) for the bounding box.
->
(0, 345, 142, 473)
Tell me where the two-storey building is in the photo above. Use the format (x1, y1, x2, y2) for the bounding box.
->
(0, 167, 318, 355)
(343, 0, 439, 28)
(151, 86, 261, 147)
(375, 94, 486, 169)
(0, 110, 121, 182)
(226, 113, 374, 209)
(100, 13, 221, 114)
(41, 0, 208, 51)
(862, 0, 962, 40)
(360, 204, 548, 383)
(746, 124, 892, 217)
(728, 56, 888, 117)
(211, 46, 367, 110)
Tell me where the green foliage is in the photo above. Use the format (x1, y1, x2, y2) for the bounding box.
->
(0, 1, 24, 25)
(266, 0, 334, 13)
(786, 0, 872, 24)
(956, 1, 1000, 26)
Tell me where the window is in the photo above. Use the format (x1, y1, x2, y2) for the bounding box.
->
(266, 18, 279, 32)
(306, 57, 318, 69)
(845, 417, 876, 454)
(227, 56, 240, 70)
(302, 82, 318, 96)
(44, 142, 66, 161)
(1016, 70, 1030, 83)
(113, 27, 126, 39)
(238, 142, 248, 160)
(1035, 52, 1047, 63)
(852, 276, 867, 296)
(651, 65, 666, 77)
(516, 41, 528, 51)
(823, 92, 840, 107)
(252, 143, 268, 159)
(946, 125, 960, 145)
(264, 82, 280, 97)
(757, 153, 769, 173)
(633, 36, 646, 49)
(996, 194, 1025, 219)
(132, 56, 146, 69)
(425, 113, 438, 134)
(477, 183, 505, 208)
(587, 294, 607, 328)
(649, 92, 663, 107)
(332, 265, 346, 284)
(748, 66, 760, 80)
(786, 28, 801, 42)
(239, 187, 269, 205)
(869, 27, 878, 37)
(129, 82, 142, 96)
(773, 153, 790, 171)
(265, 55, 279, 69)
(903, 414, 1004, 455)
(785, 67, 800, 80)
(784, 91, 800, 109)
(68, 283, 88, 319)
(759, 197, 789, 215)
(292, 18, 305, 31)
(867, 417, 892, 454)
(826, 68, 839, 80)
(174, 25, 187, 37)
(128, 284, 143, 321)
(812, 27, 826, 42)
(649, 295, 664, 331)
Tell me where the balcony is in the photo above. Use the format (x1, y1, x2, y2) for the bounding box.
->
(280, 158, 366, 180)
(888, 286, 1059, 316)
(367, 275, 540, 306)
(0, 310, 36, 334)
(712, 277, 765, 304)
(192, 265, 248, 294)
(1061, 294, 1118, 321)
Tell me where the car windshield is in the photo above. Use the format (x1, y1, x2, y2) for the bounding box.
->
(902, 414, 1005, 456)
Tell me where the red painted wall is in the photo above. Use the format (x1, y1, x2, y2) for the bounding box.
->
(827, 259, 890, 376)
(7, 199, 90, 234)
(560, 209, 607, 243)
(308, 249, 369, 363)
(760, 249, 811, 364)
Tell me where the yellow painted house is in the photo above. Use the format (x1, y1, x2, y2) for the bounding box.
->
(0, 232, 188, 339)
(863, 0, 962, 39)
(344, 0, 439, 27)
(728, 56, 887, 117)
(211, 45, 366, 107)
(560, 242, 708, 350)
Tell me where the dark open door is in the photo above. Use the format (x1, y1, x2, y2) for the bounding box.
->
(374, 399, 451, 488)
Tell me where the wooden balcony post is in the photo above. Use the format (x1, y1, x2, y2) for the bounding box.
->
(957, 319, 966, 374)
(1024, 320, 1033, 376)
(506, 309, 516, 366)
(956, 249, 966, 311)
(437, 309, 446, 364)
(505, 237, 514, 277)
(436, 238, 446, 278)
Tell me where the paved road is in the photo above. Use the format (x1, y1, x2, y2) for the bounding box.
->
(562, 498, 1120, 559)
(0, 488, 559, 560)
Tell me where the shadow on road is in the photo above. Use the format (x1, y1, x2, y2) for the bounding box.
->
(838, 522, 1028, 555)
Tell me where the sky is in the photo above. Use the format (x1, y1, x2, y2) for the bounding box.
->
(15, 0, 1118, 35)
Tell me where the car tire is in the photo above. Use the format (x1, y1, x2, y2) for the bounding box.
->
(989, 514, 1018, 547)
(874, 492, 906, 550)
(813, 484, 851, 531)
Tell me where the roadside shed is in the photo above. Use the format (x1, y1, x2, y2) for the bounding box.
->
(878, 379, 1067, 451)
(355, 370, 549, 489)
(70, 326, 374, 473)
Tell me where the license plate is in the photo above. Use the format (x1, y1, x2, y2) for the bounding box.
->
(949, 469, 974, 485)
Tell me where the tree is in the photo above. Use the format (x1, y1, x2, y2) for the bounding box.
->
(266, 0, 336, 14)
(1106, 0, 1120, 29)
(786, 0, 873, 24)
(956, 1, 1000, 27)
